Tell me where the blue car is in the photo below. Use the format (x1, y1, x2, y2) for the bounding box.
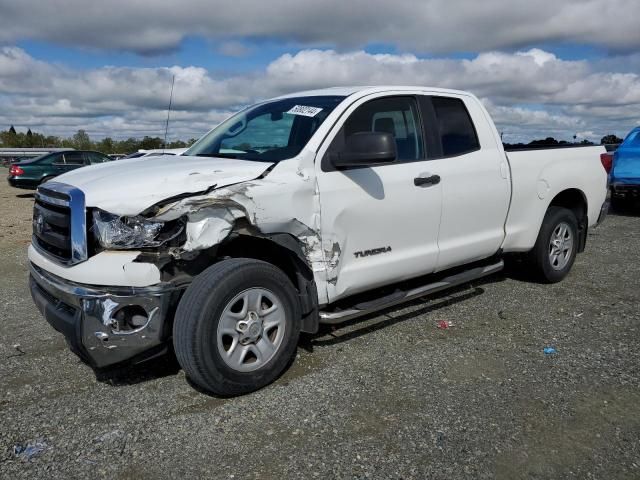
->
(611, 127, 640, 206)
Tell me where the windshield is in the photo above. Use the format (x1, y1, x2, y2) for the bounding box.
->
(185, 95, 346, 162)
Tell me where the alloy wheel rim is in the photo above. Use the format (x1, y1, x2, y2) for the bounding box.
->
(216, 288, 286, 372)
(548, 221, 573, 270)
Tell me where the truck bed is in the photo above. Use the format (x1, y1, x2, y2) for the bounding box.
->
(502, 145, 607, 252)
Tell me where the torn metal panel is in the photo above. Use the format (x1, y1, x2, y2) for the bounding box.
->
(141, 154, 333, 304)
(98, 298, 120, 328)
(182, 206, 245, 251)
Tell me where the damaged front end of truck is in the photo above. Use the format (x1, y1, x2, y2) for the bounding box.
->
(28, 163, 333, 371)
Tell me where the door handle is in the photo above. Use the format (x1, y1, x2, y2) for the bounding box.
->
(414, 174, 440, 187)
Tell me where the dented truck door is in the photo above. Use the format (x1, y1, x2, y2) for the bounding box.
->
(316, 94, 443, 302)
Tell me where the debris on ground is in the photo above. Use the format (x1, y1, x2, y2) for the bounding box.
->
(93, 430, 126, 456)
(13, 440, 48, 461)
(543, 347, 557, 355)
(437, 320, 453, 329)
(7, 344, 26, 359)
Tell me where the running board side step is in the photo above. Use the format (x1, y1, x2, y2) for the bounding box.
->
(318, 260, 504, 324)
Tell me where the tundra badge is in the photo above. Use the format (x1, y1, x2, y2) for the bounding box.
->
(354, 246, 392, 258)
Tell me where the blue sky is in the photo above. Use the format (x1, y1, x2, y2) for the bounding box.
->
(0, 0, 639, 143)
(16, 38, 607, 71)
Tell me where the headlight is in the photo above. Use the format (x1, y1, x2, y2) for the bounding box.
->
(92, 210, 184, 249)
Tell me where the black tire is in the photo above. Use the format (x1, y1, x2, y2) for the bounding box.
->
(173, 258, 301, 395)
(526, 206, 579, 283)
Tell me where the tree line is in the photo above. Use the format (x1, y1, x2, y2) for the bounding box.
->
(0, 125, 625, 154)
(0, 126, 198, 154)
(503, 134, 623, 149)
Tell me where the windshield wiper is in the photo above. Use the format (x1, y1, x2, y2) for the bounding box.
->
(195, 153, 239, 159)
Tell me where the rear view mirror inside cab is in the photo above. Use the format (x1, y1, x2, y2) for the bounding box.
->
(226, 117, 246, 136)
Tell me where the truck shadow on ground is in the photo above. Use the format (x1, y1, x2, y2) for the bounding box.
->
(95, 274, 508, 390)
(95, 351, 181, 387)
(301, 274, 504, 350)
(15, 193, 35, 199)
(609, 202, 640, 217)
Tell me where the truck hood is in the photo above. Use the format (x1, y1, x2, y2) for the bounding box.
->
(54, 155, 274, 215)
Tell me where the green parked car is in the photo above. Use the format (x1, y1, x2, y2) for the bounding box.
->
(7, 150, 111, 189)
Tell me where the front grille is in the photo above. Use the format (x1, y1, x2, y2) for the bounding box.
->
(33, 182, 88, 265)
(33, 198, 72, 260)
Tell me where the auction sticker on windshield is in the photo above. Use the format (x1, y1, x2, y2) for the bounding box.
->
(286, 105, 323, 117)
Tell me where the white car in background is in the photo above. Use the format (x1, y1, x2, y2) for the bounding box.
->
(121, 148, 188, 159)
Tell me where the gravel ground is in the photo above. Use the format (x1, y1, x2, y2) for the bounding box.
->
(1, 174, 639, 479)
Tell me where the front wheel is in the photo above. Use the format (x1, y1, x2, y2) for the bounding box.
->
(173, 258, 301, 395)
(526, 206, 579, 283)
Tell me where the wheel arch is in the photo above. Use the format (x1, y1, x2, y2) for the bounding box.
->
(213, 233, 320, 333)
(547, 188, 589, 252)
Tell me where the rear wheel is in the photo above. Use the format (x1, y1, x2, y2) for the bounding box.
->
(173, 258, 301, 395)
(526, 206, 578, 283)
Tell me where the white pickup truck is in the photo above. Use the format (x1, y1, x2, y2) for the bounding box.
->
(29, 86, 609, 395)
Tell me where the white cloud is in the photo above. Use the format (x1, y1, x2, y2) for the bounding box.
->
(0, 46, 638, 143)
(0, 0, 639, 55)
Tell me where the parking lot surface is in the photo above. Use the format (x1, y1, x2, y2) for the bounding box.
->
(1, 177, 639, 479)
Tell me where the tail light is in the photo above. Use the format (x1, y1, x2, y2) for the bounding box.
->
(600, 152, 613, 174)
(9, 165, 25, 176)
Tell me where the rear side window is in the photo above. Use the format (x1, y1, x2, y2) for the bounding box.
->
(431, 97, 480, 157)
(64, 152, 86, 165)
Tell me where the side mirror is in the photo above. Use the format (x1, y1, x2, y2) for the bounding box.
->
(330, 131, 396, 168)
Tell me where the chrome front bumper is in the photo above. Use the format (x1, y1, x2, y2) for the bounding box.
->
(29, 263, 184, 368)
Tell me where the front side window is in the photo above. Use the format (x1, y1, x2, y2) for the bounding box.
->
(431, 96, 480, 157)
(331, 96, 424, 162)
(185, 96, 345, 162)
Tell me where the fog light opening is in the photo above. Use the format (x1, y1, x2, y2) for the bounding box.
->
(112, 305, 149, 331)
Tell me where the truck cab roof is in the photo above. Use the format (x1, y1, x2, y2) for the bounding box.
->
(273, 85, 475, 100)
